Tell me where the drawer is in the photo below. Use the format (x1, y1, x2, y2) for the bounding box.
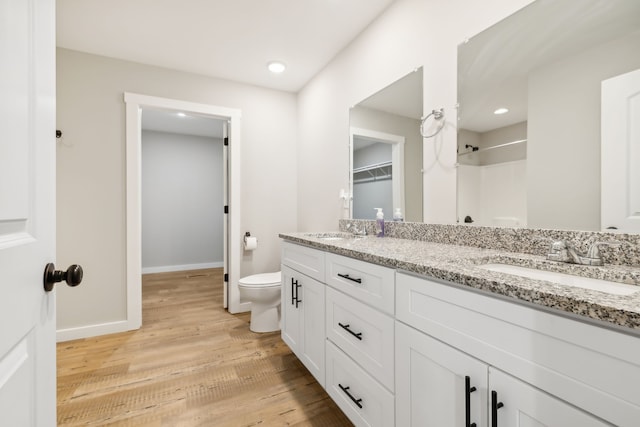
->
(326, 341, 394, 427)
(281, 241, 325, 282)
(326, 287, 394, 391)
(325, 252, 395, 314)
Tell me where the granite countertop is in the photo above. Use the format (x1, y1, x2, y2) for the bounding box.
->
(279, 232, 640, 333)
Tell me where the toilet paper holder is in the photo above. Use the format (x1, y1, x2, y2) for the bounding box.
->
(244, 232, 258, 250)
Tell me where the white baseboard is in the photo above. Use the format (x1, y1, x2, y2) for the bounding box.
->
(56, 319, 138, 342)
(141, 262, 224, 274)
(229, 300, 251, 314)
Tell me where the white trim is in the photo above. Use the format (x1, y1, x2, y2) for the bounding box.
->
(349, 127, 405, 217)
(141, 262, 224, 274)
(124, 93, 245, 326)
(56, 320, 131, 342)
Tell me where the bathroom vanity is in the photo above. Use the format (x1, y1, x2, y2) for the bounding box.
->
(280, 225, 640, 427)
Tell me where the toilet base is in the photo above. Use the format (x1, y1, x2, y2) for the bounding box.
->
(249, 304, 281, 333)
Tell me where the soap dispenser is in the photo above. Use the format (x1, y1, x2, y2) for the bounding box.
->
(374, 208, 385, 237)
(393, 208, 404, 222)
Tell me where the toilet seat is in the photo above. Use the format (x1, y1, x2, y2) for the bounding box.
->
(238, 272, 281, 287)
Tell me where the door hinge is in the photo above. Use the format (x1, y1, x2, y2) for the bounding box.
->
(224, 137, 229, 146)
(224, 205, 229, 214)
(224, 273, 228, 282)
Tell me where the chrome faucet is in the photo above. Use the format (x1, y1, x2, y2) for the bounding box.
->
(546, 240, 619, 266)
(345, 222, 367, 236)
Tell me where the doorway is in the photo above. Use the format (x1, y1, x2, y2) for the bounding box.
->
(125, 93, 245, 326)
(140, 109, 226, 275)
(349, 127, 405, 220)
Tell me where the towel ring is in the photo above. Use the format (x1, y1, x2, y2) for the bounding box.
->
(420, 108, 445, 138)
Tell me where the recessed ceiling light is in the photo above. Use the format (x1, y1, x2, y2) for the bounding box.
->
(176, 112, 186, 117)
(494, 107, 509, 115)
(268, 61, 286, 74)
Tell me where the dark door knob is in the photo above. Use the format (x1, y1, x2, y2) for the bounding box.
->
(43, 263, 83, 292)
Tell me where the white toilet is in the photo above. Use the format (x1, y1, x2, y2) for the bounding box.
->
(238, 271, 282, 333)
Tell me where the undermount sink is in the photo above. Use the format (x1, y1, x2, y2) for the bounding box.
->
(479, 263, 639, 296)
(303, 232, 354, 241)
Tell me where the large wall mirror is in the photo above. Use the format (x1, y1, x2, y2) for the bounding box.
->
(349, 68, 423, 222)
(457, 0, 640, 232)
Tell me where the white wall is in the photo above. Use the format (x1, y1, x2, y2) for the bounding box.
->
(457, 161, 527, 227)
(296, 0, 534, 230)
(141, 130, 223, 273)
(56, 48, 297, 335)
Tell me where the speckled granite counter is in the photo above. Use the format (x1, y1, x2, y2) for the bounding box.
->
(279, 232, 640, 333)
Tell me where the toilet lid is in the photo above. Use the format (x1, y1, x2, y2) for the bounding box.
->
(238, 271, 282, 287)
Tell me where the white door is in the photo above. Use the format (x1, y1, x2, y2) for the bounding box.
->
(0, 0, 57, 425)
(601, 68, 640, 232)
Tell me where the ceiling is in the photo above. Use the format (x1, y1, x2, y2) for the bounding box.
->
(458, 0, 640, 133)
(56, 0, 396, 93)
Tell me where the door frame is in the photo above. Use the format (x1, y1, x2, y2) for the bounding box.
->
(349, 127, 405, 218)
(124, 93, 243, 326)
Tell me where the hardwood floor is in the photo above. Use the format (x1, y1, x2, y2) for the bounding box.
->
(57, 268, 352, 426)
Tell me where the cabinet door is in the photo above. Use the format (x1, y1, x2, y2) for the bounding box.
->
(299, 272, 326, 387)
(488, 368, 609, 427)
(396, 322, 488, 427)
(281, 265, 302, 354)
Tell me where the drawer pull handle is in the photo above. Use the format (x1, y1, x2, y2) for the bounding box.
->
(295, 282, 302, 308)
(338, 273, 362, 284)
(338, 384, 363, 409)
(290, 278, 297, 306)
(338, 322, 363, 340)
(290, 278, 302, 308)
(491, 390, 504, 427)
(465, 376, 477, 427)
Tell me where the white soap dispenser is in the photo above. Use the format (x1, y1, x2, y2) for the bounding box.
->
(374, 208, 385, 237)
(393, 208, 404, 222)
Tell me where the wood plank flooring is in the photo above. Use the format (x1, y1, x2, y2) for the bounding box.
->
(57, 268, 352, 426)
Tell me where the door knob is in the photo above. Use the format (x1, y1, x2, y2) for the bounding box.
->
(43, 263, 83, 292)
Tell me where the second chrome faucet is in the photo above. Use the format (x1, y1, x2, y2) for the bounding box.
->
(546, 240, 619, 266)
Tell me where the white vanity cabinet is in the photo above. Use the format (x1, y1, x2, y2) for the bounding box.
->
(281, 243, 326, 387)
(396, 272, 640, 427)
